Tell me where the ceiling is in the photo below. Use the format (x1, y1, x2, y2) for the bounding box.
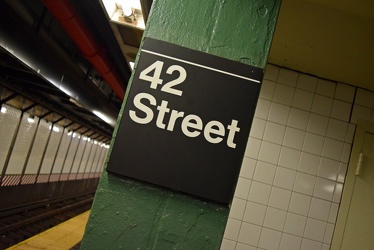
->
(269, 0, 374, 91)
(0, 0, 373, 142)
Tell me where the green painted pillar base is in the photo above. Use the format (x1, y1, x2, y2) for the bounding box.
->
(82, 173, 227, 249)
(81, 0, 281, 249)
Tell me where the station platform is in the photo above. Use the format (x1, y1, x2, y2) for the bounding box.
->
(6, 210, 90, 250)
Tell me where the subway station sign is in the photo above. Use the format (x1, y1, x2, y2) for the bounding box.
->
(107, 38, 262, 204)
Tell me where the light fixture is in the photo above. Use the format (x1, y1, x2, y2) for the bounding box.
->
(93, 110, 116, 126)
(129, 61, 135, 70)
(0, 106, 6, 114)
(121, 0, 133, 18)
(27, 116, 35, 123)
(49, 125, 60, 132)
(67, 130, 73, 136)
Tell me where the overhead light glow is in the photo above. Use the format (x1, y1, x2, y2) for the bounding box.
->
(27, 117, 35, 123)
(49, 125, 60, 132)
(93, 110, 116, 126)
(1, 106, 6, 114)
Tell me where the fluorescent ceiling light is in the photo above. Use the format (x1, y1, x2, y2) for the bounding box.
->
(1, 106, 6, 114)
(93, 110, 116, 126)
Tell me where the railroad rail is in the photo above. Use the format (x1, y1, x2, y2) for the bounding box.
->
(0, 192, 94, 249)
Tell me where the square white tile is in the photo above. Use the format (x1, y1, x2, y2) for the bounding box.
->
(272, 84, 295, 106)
(235, 243, 257, 250)
(289, 192, 312, 216)
(304, 218, 327, 242)
(335, 83, 355, 103)
(298, 152, 320, 175)
(333, 183, 343, 203)
(273, 166, 297, 190)
(301, 238, 323, 250)
(341, 143, 352, 163)
(278, 147, 301, 170)
(244, 137, 261, 159)
(302, 133, 325, 155)
(254, 98, 271, 120)
(258, 228, 282, 250)
(297, 74, 317, 92)
(330, 99, 352, 122)
(350, 104, 372, 124)
(313, 177, 335, 201)
(268, 102, 290, 125)
(326, 118, 348, 141)
(248, 181, 272, 205)
(293, 172, 316, 196)
(239, 157, 256, 180)
(260, 79, 276, 100)
(322, 138, 344, 161)
(263, 207, 287, 231)
(292, 89, 314, 111)
(308, 197, 331, 221)
(243, 201, 266, 226)
(220, 239, 236, 250)
(311, 94, 333, 117)
(307, 113, 329, 136)
(279, 233, 302, 250)
(316, 79, 335, 97)
(264, 64, 280, 82)
(283, 212, 307, 237)
(318, 157, 339, 181)
(277, 68, 298, 87)
(345, 124, 356, 143)
(237, 222, 262, 246)
(263, 121, 286, 144)
(287, 108, 310, 130)
(249, 118, 266, 139)
(283, 127, 305, 150)
(253, 161, 277, 185)
(324, 223, 335, 244)
(234, 177, 252, 199)
(229, 197, 247, 220)
(355, 88, 374, 108)
(258, 141, 281, 165)
(328, 203, 339, 224)
(322, 244, 331, 250)
(223, 218, 242, 241)
(337, 163, 348, 183)
(268, 186, 292, 210)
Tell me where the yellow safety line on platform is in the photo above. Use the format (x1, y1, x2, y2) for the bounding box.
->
(7, 210, 90, 250)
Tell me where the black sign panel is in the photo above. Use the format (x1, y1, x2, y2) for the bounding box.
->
(107, 37, 262, 204)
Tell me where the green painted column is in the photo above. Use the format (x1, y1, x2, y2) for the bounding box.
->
(80, 0, 281, 249)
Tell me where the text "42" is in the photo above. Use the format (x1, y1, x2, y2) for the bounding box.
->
(139, 60, 186, 96)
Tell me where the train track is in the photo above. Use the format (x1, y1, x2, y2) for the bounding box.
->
(0, 193, 94, 249)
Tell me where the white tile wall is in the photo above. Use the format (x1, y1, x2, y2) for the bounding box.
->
(221, 64, 374, 250)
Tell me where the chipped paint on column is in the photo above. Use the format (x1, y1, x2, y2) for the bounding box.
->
(81, 0, 281, 249)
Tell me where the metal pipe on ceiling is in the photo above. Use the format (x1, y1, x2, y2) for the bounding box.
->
(0, 0, 118, 127)
(42, 0, 125, 100)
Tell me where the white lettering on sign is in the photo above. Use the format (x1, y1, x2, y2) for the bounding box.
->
(139, 60, 185, 96)
(129, 59, 242, 149)
(129, 92, 241, 149)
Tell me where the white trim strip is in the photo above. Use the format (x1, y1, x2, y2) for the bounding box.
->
(142, 49, 261, 84)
